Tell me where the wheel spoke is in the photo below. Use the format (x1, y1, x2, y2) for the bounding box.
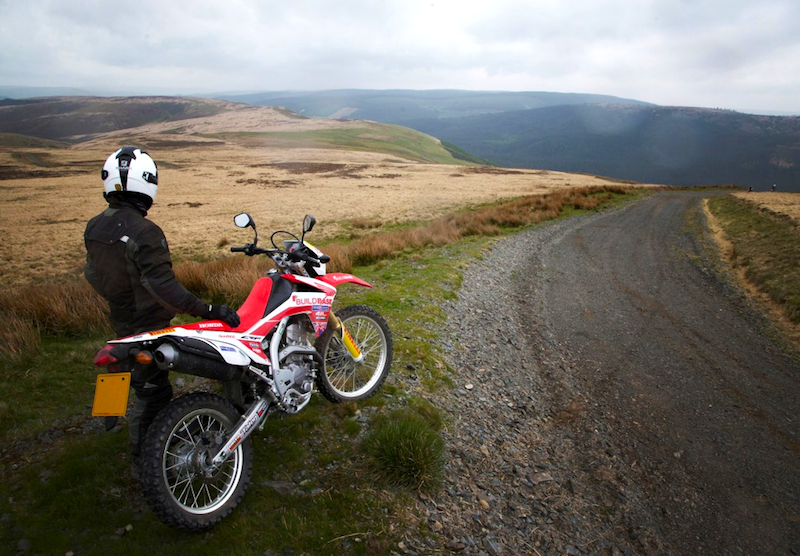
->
(330, 311, 390, 398)
(158, 402, 247, 517)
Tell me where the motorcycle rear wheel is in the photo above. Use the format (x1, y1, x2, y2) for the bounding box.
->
(140, 392, 253, 531)
(315, 304, 392, 402)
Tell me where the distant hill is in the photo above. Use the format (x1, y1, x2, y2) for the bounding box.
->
(6, 91, 798, 189)
(407, 104, 800, 189)
(215, 89, 651, 123)
(213, 89, 800, 190)
(0, 96, 230, 141)
(0, 96, 471, 166)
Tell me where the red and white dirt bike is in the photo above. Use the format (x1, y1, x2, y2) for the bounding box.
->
(91, 214, 392, 531)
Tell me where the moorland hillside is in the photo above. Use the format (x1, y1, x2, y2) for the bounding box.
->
(213, 89, 800, 190)
(0, 95, 655, 287)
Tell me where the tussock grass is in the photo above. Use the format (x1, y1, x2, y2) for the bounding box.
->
(176, 255, 274, 306)
(0, 281, 110, 360)
(351, 217, 383, 230)
(0, 314, 41, 360)
(334, 186, 622, 269)
(361, 408, 445, 491)
(0, 280, 111, 339)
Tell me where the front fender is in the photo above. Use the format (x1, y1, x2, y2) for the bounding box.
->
(317, 273, 373, 289)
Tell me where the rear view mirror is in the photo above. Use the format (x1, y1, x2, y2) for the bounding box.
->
(303, 214, 316, 234)
(234, 213, 253, 229)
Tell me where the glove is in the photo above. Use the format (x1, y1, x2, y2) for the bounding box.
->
(205, 304, 241, 328)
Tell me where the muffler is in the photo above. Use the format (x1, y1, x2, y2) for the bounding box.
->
(154, 343, 245, 381)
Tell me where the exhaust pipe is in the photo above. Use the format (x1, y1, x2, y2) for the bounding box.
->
(155, 343, 245, 381)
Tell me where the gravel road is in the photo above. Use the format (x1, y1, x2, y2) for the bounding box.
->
(419, 191, 800, 556)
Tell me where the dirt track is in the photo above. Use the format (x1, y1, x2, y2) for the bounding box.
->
(529, 191, 800, 554)
(434, 190, 799, 555)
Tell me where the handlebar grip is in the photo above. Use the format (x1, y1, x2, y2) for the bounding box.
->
(319, 255, 331, 263)
(230, 246, 247, 253)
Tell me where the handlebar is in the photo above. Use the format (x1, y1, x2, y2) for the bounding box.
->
(229, 244, 272, 256)
(230, 238, 330, 274)
(288, 249, 330, 266)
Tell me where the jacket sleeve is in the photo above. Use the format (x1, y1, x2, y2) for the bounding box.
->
(128, 224, 209, 318)
(84, 248, 104, 296)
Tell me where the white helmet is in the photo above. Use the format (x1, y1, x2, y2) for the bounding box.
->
(101, 146, 158, 206)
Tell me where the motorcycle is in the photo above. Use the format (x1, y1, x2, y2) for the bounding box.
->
(91, 213, 392, 531)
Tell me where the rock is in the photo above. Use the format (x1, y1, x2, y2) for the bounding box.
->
(465, 383, 474, 391)
(16, 539, 31, 552)
(479, 499, 490, 510)
(529, 472, 554, 485)
(480, 445, 490, 457)
(445, 539, 466, 551)
(484, 535, 503, 556)
(263, 480, 296, 496)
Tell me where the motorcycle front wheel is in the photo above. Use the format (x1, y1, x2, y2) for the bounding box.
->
(140, 392, 253, 531)
(315, 304, 392, 402)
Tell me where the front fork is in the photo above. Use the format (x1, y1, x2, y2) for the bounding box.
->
(211, 396, 271, 470)
(209, 309, 363, 472)
(329, 309, 363, 363)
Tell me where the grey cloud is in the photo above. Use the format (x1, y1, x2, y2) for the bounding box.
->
(0, 0, 797, 112)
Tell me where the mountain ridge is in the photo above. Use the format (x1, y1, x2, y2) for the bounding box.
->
(209, 89, 799, 189)
(407, 103, 800, 188)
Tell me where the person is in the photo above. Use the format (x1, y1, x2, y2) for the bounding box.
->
(84, 146, 240, 477)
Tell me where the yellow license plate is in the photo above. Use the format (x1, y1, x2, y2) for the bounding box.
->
(92, 373, 132, 417)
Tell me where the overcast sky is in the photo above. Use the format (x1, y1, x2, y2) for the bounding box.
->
(1, 0, 798, 114)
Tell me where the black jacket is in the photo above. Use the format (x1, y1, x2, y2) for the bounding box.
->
(84, 204, 207, 337)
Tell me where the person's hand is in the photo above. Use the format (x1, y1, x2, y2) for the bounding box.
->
(206, 304, 241, 328)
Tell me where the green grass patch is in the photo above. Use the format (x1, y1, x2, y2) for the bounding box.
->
(361, 408, 445, 492)
(707, 194, 800, 324)
(441, 141, 494, 165)
(207, 124, 471, 165)
(0, 336, 103, 442)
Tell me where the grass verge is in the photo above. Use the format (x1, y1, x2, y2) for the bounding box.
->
(0, 186, 650, 555)
(706, 194, 800, 347)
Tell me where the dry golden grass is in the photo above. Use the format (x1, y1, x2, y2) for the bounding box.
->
(0, 314, 40, 360)
(0, 137, 654, 288)
(0, 107, 655, 350)
(732, 192, 800, 221)
(176, 185, 630, 301)
(0, 281, 111, 338)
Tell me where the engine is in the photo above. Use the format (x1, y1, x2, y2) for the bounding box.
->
(273, 319, 317, 412)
